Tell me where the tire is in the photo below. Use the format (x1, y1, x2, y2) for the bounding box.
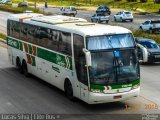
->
(16, 57, 23, 73)
(130, 19, 133, 22)
(114, 17, 116, 22)
(91, 19, 93, 22)
(22, 60, 29, 77)
(106, 20, 109, 23)
(149, 28, 153, 34)
(64, 80, 75, 101)
(139, 26, 142, 30)
(120, 17, 124, 22)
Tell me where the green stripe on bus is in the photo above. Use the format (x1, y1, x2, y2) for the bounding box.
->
(90, 79, 140, 90)
(7, 37, 20, 50)
(7, 37, 72, 70)
(28, 44, 33, 55)
(19, 41, 23, 51)
(31, 56, 36, 66)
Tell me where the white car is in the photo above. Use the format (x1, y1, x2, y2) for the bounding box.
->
(60, 6, 77, 17)
(114, 11, 133, 22)
(91, 13, 109, 23)
(139, 20, 160, 33)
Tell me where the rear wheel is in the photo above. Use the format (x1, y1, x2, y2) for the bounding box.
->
(22, 60, 29, 77)
(120, 17, 124, 22)
(16, 57, 23, 73)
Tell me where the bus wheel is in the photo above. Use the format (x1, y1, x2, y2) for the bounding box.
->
(22, 60, 29, 77)
(64, 80, 75, 101)
(16, 57, 23, 73)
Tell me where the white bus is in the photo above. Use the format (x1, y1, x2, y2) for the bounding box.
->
(7, 13, 143, 104)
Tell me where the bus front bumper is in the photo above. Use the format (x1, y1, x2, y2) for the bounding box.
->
(88, 87, 140, 104)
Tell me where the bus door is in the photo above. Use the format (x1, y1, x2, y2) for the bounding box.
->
(73, 34, 89, 102)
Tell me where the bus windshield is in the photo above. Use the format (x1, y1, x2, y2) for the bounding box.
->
(86, 34, 139, 85)
(87, 34, 134, 50)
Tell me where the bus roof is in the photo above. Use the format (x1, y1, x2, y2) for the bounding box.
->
(8, 13, 131, 36)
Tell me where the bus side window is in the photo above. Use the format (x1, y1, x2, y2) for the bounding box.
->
(27, 25, 35, 43)
(48, 30, 59, 52)
(12, 21, 20, 39)
(73, 34, 88, 85)
(20, 23, 28, 41)
(36, 27, 49, 47)
(60, 32, 72, 55)
(7, 20, 10, 36)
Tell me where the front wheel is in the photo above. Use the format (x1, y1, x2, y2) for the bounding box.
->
(64, 80, 75, 101)
(106, 20, 109, 23)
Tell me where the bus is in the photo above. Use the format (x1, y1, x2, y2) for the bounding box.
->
(7, 13, 146, 104)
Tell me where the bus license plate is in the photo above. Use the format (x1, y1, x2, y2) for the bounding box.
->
(113, 95, 122, 99)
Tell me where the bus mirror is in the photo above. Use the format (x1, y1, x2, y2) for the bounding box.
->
(83, 48, 92, 67)
(137, 44, 148, 62)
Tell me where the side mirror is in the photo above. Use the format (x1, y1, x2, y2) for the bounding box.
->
(83, 48, 92, 67)
(137, 44, 148, 62)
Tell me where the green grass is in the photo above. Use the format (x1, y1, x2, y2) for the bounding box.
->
(0, 4, 41, 13)
(0, 33, 7, 40)
(133, 30, 160, 44)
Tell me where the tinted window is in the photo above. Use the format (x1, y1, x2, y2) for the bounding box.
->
(139, 41, 159, 49)
(124, 12, 131, 14)
(20, 23, 28, 41)
(7, 21, 72, 56)
(12, 21, 20, 39)
(151, 21, 160, 24)
(73, 34, 87, 84)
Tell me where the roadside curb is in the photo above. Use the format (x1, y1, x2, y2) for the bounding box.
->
(0, 38, 6, 44)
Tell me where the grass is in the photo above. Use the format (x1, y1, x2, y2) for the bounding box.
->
(0, 4, 41, 13)
(133, 30, 160, 44)
(0, 33, 7, 40)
